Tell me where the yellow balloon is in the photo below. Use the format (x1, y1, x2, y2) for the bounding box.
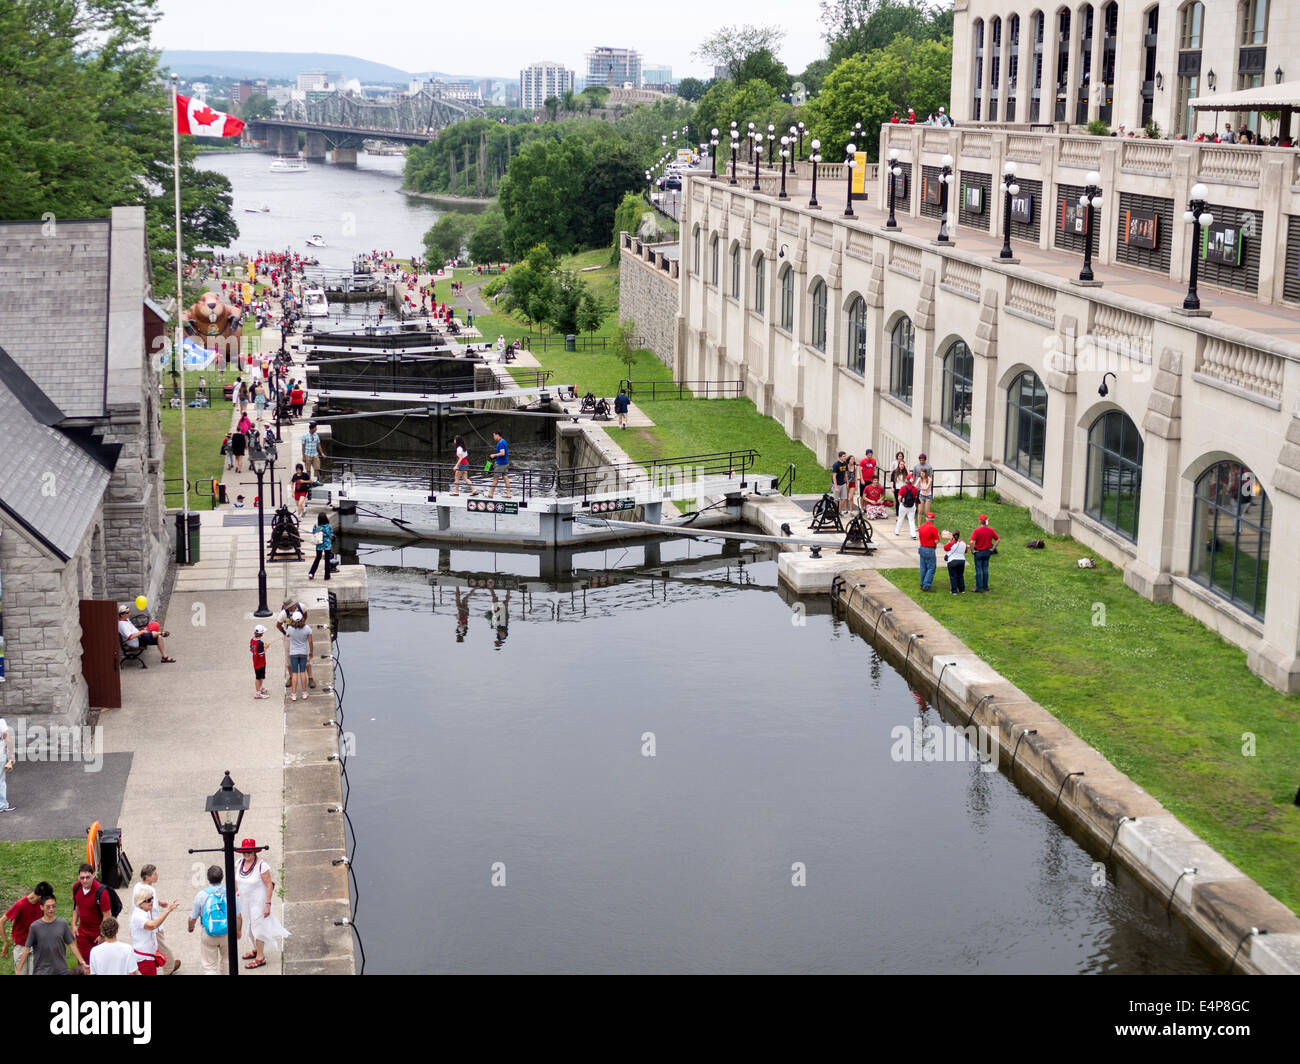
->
(135, 595, 148, 611)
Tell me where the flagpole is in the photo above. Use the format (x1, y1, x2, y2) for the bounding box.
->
(172, 73, 191, 564)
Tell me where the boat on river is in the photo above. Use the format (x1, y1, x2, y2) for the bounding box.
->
(303, 286, 330, 318)
(270, 156, 308, 173)
(306, 234, 327, 248)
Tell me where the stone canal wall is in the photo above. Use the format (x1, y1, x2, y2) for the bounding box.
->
(618, 232, 679, 370)
(831, 570, 1300, 976)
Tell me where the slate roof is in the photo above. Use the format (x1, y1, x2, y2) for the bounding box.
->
(0, 219, 111, 419)
(0, 345, 116, 561)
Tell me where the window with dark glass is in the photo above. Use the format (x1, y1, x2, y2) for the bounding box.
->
(779, 266, 794, 330)
(731, 244, 741, 298)
(1005, 371, 1047, 484)
(1190, 460, 1270, 618)
(710, 234, 719, 286)
(754, 254, 765, 314)
(941, 340, 974, 440)
(889, 316, 914, 404)
(1085, 411, 1143, 540)
(811, 280, 827, 351)
(847, 297, 867, 374)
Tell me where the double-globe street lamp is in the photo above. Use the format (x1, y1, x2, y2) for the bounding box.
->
(709, 128, 719, 177)
(1079, 170, 1104, 283)
(1182, 183, 1214, 312)
(747, 121, 755, 162)
(999, 161, 1021, 259)
(752, 132, 764, 190)
(884, 147, 902, 229)
(845, 143, 858, 218)
(729, 128, 740, 185)
(767, 124, 776, 169)
(778, 136, 790, 198)
(248, 442, 274, 618)
(808, 140, 822, 208)
(935, 154, 955, 243)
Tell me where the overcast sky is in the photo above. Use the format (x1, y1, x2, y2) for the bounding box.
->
(155, 0, 830, 81)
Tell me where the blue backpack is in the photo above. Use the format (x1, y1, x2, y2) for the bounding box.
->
(200, 886, 228, 936)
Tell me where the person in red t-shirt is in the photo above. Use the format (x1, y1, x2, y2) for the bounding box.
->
(3, 882, 53, 975)
(71, 864, 111, 961)
(969, 514, 1000, 592)
(858, 449, 878, 504)
(251, 624, 269, 699)
(917, 511, 941, 591)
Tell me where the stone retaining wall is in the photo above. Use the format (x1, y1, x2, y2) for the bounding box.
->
(618, 232, 679, 369)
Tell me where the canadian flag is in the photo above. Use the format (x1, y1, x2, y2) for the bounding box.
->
(176, 94, 245, 137)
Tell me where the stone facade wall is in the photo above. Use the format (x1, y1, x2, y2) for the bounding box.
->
(618, 233, 680, 369)
(0, 515, 97, 723)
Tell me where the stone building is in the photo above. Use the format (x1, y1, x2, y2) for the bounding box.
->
(652, 123, 1300, 692)
(951, 0, 1300, 137)
(0, 207, 169, 722)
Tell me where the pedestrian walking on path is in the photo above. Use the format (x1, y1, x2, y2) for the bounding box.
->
(614, 389, 630, 429)
(286, 609, 313, 701)
(17, 894, 85, 975)
(895, 477, 919, 538)
(306, 512, 334, 581)
(250, 625, 269, 699)
(970, 514, 1000, 592)
(277, 600, 314, 690)
(129, 881, 177, 975)
(2, 882, 52, 973)
(944, 530, 968, 594)
(188, 866, 243, 975)
(139, 865, 181, 973)
(0, 716, 13, 812)
(487, 431, 511, 498)
(235, 839, 289, 968)
(302, 421, 325, 484)
(450, 435, 478, 495)
(917, 511, 940, 591)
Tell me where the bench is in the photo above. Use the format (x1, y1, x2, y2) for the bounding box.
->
(120, 638, 147, 668)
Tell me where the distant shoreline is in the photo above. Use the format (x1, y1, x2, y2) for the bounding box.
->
(399, 188, 496, 210)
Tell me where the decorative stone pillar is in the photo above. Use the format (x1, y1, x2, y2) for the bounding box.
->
(1037, 313, 1078, 533)
(1125, 345, 1182, 602)
(970, 287, 1000, 465)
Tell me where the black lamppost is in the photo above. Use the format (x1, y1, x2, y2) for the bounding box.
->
(999, 160, 1020, 259)
(1182, 182, 1213, 311)
(767, 124, 776, 169)
(203, 772, 250, 976)
(645, 168, 652, 196)
(747, 121, 755, 162)
(1079, 169, 1104, 282)
(248, 443, 273, 617)
(752, 134, 764, 190)
(844, 143, 858, 217)
(778, 136, 790, 198)
(709, 128, 719, 177)
(808, 140, 822, 208)
(936, 153, 954, 242)
(729, 128, 740, 184)
(884, 147, 901, 228)
(796, 121, 805, 160)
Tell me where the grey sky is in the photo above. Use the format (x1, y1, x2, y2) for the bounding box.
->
(155, 0, 829, 81)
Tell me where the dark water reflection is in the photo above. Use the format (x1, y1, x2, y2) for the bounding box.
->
(336, 538, 1217, 974)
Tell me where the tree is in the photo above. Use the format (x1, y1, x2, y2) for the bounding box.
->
(423, 212, 474, 263)
(468, 207, 507, 263)
(240, 93, 275, 119)
(572, 142, 643, 249)
(734, 48, 790, 95)
(676, 77, 710, 102)
(543, 95, 560, 122)
(797, 58, 835, 96)
(804, 36, 951, 161)
(545, 271, 586, 335)
(694, 23, 787, 80)
(820, 0, 949, 63)
(576, 291, 605, 334)
(561, 89, 577, 114)
(503, 244, 558, 326)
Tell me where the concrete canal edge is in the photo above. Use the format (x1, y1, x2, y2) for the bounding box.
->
(829, 569, 1300, 975)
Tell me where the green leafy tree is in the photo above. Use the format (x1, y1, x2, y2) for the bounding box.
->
(611, 190, 649, 261)
(546, 272, 586, 335)
(543, 95, 561, 122)
(797, 58, 835, 96)
(561, 89, 577, 114)
(734, 48, 791, 95)
(240, 93, 275, 119)
(820, 0, 948, 63)
(804, 36, 951, 161)
(468, 207, 507, 263)
(503, 244, 558, 326)
(576, 291, 605, 334)
(572, 142, 644, 249)
(423, 212, 474, 263)
(694, 23, 786, 80)
(676, 77, 710, 102)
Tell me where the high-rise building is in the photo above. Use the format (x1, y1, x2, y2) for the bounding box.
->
(520, 61, 574, 110)
(297, 71, 329, 92)
(586, 46, 642, 88)
(643, 64, 673, 89)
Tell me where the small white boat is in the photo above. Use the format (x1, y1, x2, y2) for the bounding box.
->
(270, 156, 307, 173)
(306, 234, 327, 248)
(243, 204, 270, 213)
(303, 286, 330, 318)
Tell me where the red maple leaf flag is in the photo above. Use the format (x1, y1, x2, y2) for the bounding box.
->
(176, 94, 246, 137)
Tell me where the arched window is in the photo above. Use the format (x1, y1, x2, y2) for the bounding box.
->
(1085, 411, 1143, 540)
(1191, 461, 1270, 618)
(1176, 2, 1205, 136)
(889, 316, 914, 404)
(779, 266, 794, 331)
(1005, 371, 1047, 484)
(810, 280, 827, 351)
(941, 340, 974, 439)
(730, 244, 742, 298)
(692, 226, 700, 275)
(710, 233, 719, 286)
(1239, 0, 1268, 45)
(753, 254, 765, 314)
(846, 297, 867, 374)
(973, 19, 985, 120)
(1180, 0, 1204, 47)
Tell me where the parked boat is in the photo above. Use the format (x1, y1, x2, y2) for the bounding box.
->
(270, 156, 307, 173)
(306, 234, 327, 248)
(302, 287, 330, 318)
(243, 204, 270, 213)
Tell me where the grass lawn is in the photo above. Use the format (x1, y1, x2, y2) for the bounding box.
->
(877, 493, 1300, 913)
(162, 404, 233, 510)
(0, 840, 87, 975)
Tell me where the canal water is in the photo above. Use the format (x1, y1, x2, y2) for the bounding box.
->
(335, 540, 1217, 974)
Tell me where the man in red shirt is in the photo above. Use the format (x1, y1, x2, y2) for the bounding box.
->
(71, 863, 111, 962)
(858, 449, 878, 505)
(970, 513, 1000, 592)
(3, 881, 53, 975)
(917, 511, 941, 591)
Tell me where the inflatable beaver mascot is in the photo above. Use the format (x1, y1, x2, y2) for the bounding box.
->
(183, 292, 243, 370)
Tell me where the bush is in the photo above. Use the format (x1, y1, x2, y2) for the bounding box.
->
(1085, 118, 1111, 137)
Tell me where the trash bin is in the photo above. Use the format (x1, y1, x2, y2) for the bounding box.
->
(565, 333, 576, 351)
(175, 511, 201, 564)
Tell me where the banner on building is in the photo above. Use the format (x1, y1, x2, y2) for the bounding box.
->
(964, 184, 984, 213)
(1010, 192, 1034, 224)
(1124, 208, 1158, 249)
(1202, 221, 1244, 266)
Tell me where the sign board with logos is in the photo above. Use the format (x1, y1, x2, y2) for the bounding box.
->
(1010, 192, 1034, 224)
(587, 498, 635, 513)
(467, 499, 518, 515)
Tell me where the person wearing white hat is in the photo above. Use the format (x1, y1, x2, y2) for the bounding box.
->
(250, 624, 269, 699)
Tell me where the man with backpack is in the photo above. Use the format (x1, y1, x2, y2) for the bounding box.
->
(895, 476, 919, 538)
(71, 863, 113, 965)
(187, 865, 244, 975)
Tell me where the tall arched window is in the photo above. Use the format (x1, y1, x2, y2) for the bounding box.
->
(730, 244, 742, 298)
(710, 233, 719, 286)
(889, 316, 914, 404)
(1085, 411, 1143, 540)
(941, 340, 974, 440)
(693, 226, 700, 275)
(810, 280, 827, 351)
(1236, 0, 1270, 131)
(779, 266, 794, 331)
(973, 19, 985, 119)
(1005, 371, 1047, 484)
(1055, 8, 1072, 121)
(846, 297, 867, 374)
(753, 254, 765, 314)
(1176, 2, 1205, 136)
(1191, 460, 1270, 618)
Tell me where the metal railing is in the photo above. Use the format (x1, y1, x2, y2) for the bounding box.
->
(778, 463, 797, 496)
(618, 378, 744, 400)
(927, 466, 998, 500)
(325, 448, 761, 505)
(312, 370, 551, 395)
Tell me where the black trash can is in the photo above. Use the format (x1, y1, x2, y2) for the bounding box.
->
(175, 511, 201, 563)
(565, 333, 576, 351)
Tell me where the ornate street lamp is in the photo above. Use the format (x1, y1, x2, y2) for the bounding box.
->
(729, 128, 740, 184)
(752, 133, 764, 190)
(747, 121, 755, 162)
(247, 443, 273, 617)
(797, 121, 805, 160)
(936, 154, 955, 243)
(203, 772, 250, 976)
(767, 124, 776, 169)
(778, 136, 790, 198)
(845, 143, 858, 218)
(999, 161, 1020, 259)
(1079, 170, 1104, 283)
(1182, 182, 1213, 311)
(808, 140, 822, 208)
(709, 128, 719, 177)
(884, 147, 901, 229)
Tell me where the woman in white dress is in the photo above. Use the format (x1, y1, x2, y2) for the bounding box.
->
(234, 838, 289, 969)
